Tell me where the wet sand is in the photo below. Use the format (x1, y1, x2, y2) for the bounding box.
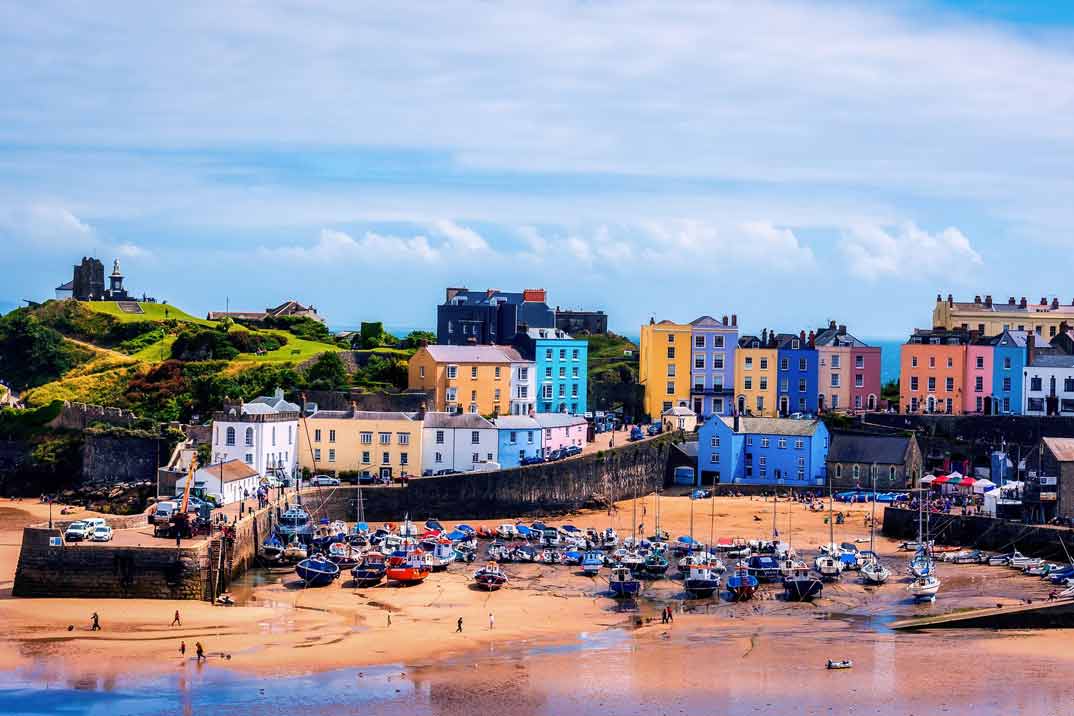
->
(1, 494, 1072, 714)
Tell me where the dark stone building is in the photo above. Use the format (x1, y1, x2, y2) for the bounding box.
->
(436, 287, 555, 345)
(555, 307, 608, 335)
(57, 257, 132, 301)
(826, 432, 923, 489)
(1029, 437, 1074, 523)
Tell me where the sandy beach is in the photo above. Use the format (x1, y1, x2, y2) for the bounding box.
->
(2, 492, 1073, 714)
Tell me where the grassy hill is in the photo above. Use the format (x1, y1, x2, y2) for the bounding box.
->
(83, 301, 213, 325)
(579, 332, 644, 416)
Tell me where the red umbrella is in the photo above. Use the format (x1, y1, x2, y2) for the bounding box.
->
(958, 477, 975, 487)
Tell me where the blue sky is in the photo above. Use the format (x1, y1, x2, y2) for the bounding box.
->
(3, 1, 1074, 338)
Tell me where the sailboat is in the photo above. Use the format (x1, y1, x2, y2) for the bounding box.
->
(780, 486, 823, 600)
(861, 464, 892, 585)
(814, 474, 843, 581)
(610, 480, 642, 597)
(725, 562, 759, 601)
(906, 486, 940, 601)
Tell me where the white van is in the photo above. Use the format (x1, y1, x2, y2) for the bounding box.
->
(152, 501, 177, 525)
(82, 517, 107, 533)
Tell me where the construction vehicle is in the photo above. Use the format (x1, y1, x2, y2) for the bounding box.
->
(154, 456, 200, 539)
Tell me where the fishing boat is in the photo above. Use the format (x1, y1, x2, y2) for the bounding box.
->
(581, 550, 606, 575)
(351, 551, 387, 587)
(779, 555, 807, 578)
(908, 574, 941, 601)
(295, 554, 341, 586)
(608, 565, 641, 598)
(563, 549, 583, 566)
(385, 549, 431, 585)
(814, 553, 843, 581)
(725, 563, 759, 602)
(276, 505, 314, 543)
(827, 659, 853, 670)
(640, 551, 669, 579)
(540, 549, 563, 564)
(473, 562, 508, 591)
(746, 554, 781, 582)
(497, 523, 519, 539)
(783, 567, 824, 601)
(327, 541, 362, 569)
(684, 565, 721, 597)
(398, 519, 420, 539)
(487, 541, 510, 562)
(602, 527, 619, 549)
(282, 535, 308, 563)
(259, 532, 285, 562)
(427, 540, 456, 571)
(859, 472, 890, 584)
(678, 553, 708, 576)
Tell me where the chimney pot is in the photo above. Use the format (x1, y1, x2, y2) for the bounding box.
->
(974, 295, 981, 304)
(808, 330, 816, 348)
(829, 320, 837, 330)
(838, 324, 847, 335)
(1053, 297, 1061, 309)
(731, 314, 738, 327)
(800, 330, 806, 343)
(985, 295, 993, 307)
(948, 293, 953, 306)
(1020, 297, 1027, 308)
(722, 315, 728, 326)
(1008, 297, 1016, 305)
(1042, 297, 1048, 305)
(936, 293, 942, 302)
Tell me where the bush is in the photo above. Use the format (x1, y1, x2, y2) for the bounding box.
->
(0, 310, 93, 389)
(171, 328, 239, 361)
(263, 315, 333, 343)
(227, 328, 285, 354)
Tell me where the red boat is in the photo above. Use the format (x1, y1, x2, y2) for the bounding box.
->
(476, 526, 495, 539)
(386, 549, 430, 585)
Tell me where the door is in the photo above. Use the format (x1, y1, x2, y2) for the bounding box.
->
(379, 467, 392, 479)
(779, 396, 789, 416)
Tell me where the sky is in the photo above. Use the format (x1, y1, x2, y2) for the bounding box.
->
(3, 1, 1074, 338)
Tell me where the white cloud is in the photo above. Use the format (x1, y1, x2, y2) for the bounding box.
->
(0, 204, 93, 249)
(261, 222, 491, 265)
(641, 219, 815, 272)
(839, 223, 982, 280)
(431, 220, 489, 252)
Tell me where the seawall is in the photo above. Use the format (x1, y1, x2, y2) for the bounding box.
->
(881, 506, 1074, 560)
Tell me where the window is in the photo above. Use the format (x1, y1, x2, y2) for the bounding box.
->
(288, 425, 293, 445)
(419, 366, 425, 379)
(714, 356, 724, 370)
(1004, 357, 1012, 370)
(760, 377, 768, 390)
(510, 431, 517, 444)
(379, 432, 391, 445)
(244, 453, 253, 464)
(759, 455, 767, 465)
(695, 335, 705, 348)
(470, 390, 477, 401)
(471, 366, 478, 379)
(945, 398, 953, 414)
(668, 334, 675, 343)
(446, 388, 457, 403)
(397, 432, 410, 445)
(469, 430, 480, 445)
(791, 339, 800, 350)
(695, 355, 705, 369)
(559, 367, 566, 378)
(744, 377, 753, 390)
(911, 397, 919, 412)
(663, 401, 673, 412)
(225, 427, 236, 446)
(527, 431, 534, 443)
(945, 377, 954, 392)
(469, 403, 478, 414)
(1028, 397, 1045, 412)
(494, 366, 501, 379)
(778, 438, 787, 449)
(314, 448, 321, 462)
(400, 452, 408, 466)
(435, 430, 445, 445)
(245, 427, 254, 446)
(271, 426, 276, 446)
(756, 396, 764, 411)
(976, 397, 983, 412)
(830, 373, 840, 388)
(360, 431, 372, 445)
(797, 469, 805, 480)
(571, 384, 579, 397)
(929, 356, 936, 368)
(519, 367, 528, 380)
(559, 349, 566, 360)
(855, 395, 862, 409)
(710, 453, 718, 464)
(855, 355, 864, 369)
(710, 436, 721, 448)
(975, 376, 984, 391)
(447, 365, 458, 379)
(947, 357, 953, 369)
(545, 367, 553, 378)
(1030, 376, 1043, 392)
(855, 374, 864, 388)
(760, 358, 769, 370)
(799, 358, 807, 371)
(572, 349, 580, 360)
(382, 451, 390, 465)
(911, 356, 918, 368)
(976, 355, 984, 369)
(362, 451, 370, 464)
(780, 358, 789, 371)
(852, 465, 860, 479)
(666, 381, 676, 395)
(328, 429, 336, 443)
(313, 429, 322, 443)
(928, 377, 936, 392)
(545, 348, 553, 360)
(797, 456, 805, 466)
(572, 367, 579, 378)
(831, 395, 839, 409)
(435, 452, 442, 464)
(328, 449, 336, 463)
(780, 379, 789, 393)
(712, 398, 723, 413)
(760, 437, 770, 448)
(667, 364, 676, 377)
(759, 467, 768, 478)
(745, 356, 753, 369)
(667, 347, 676, 359)
(746, 436, 753, 446)
(1002, 377, 1011, 391)
(1066, 378, 1074, 393)
(831, 355, 841, 369)
(494, 388, 501, 402)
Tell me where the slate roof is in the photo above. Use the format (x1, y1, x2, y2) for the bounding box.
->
(673, 441, 699, 459)
(492, 416, 540, 430)
(307, 410, 416, 421)
(1043, 437, 1074, 463)
(192, 459, 260, 484)
(422, 412, 496, 429)
(1029, 354, 1074, 368)
(813, 327, 868, 348)
(533, 413, 588, 428)
(524, 327, 574, 340)
(827, 433, 912, 465)
(56, 280, 74, 291)
(717, 416, 822, 437)
(422, 345, 515, 363)
(991, 329, 1029, 348)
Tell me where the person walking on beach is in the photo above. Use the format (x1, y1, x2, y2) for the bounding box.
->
(195, 641, 205, 662)
(90, 612, 100, 631)
(387, 613, 392, 627)
(488, 612, 494, 630)
(456, 617, 463, 633)
(661, 608, 668, 624)
(171, 610, 181, 627)
(667, 605, 674, 623)
(180, 641, 186, 657)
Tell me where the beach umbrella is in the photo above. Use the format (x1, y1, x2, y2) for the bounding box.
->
(920, 475, 936, 484)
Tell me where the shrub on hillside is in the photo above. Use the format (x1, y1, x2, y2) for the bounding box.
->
(170, 328, 239, 361)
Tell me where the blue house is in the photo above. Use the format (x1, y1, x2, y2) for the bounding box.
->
(437, 287, 554, 346)
(775, 332, 818, 416)
(511, 327, 588, 414)
(491, 415, 542, 467)
(697, 416, 829, 487)
(991, 329, 1027, 415)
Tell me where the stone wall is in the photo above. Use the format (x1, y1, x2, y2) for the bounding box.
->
(82, 434, 164, 485)
(47, 402, 137, 431)
(881, 506, 1074, 561)
(12, 527, 209, 599)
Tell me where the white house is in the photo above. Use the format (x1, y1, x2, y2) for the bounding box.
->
(176, 459, 261, 505)
(1024, 355, 1074, 416)
(422, 412, 499, 474)
(210, 388, 300, 479)
(503, 347, 536, 416)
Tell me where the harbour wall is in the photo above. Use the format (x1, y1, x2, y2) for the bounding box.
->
(881, 506, 1074, 561)
(12, 527, 210, 599)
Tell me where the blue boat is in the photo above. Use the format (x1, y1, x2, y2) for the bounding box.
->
(295, 555, 341, 586)
(276, 506, 314, 543)
(684, 566, 721, 597)
(455, 524, 476, 536)
(581, 550, 605, 575)
(726, 564, 759, 601)
(259, 532, 284, 561)
(746, 555, 781, 582)
(515, 524, 534, 539)
(445, 529, 469, 541)
(350, 551, 387, 587)
(608, 566, 641, 597)
(563, 549, 583, 566)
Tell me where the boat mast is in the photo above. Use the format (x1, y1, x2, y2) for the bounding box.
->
(689, 492, 694, 544)
(870, 463, 876, 554)
(828, 467, 835, 549)
(772, 484, 778, 541)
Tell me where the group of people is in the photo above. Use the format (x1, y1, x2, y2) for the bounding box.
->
(86, 610, 207, 662)
(660, 605, 675, 624)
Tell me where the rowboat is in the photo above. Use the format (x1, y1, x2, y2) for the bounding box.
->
(295, 554, 341, 587)
(473, 562, 508, 591)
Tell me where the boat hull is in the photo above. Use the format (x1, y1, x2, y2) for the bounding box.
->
(684, 578, 720, 597)
(609, 581, 641, 597)
(295, 559, 340, 587)
(783, 576, 823, 601)
(386, 566, 430, 584)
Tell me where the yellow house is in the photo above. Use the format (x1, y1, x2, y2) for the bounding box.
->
(298, 409, 422, 479)
(934, 293, 1074, 340)
(639, 320, 692, 419)
(734, 335, 778, 417)
(408, 345, 513, 416)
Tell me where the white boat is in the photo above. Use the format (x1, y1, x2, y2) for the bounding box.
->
(908, 574, 941, 601)
(815, 553, 843, 580)
(282, 537, 307, 562)
(779, 556, 808, 578)
(1009, 553, 1036, 569)
(497, 523, 519, 539)
(602, 528, 619, 549)
(861, 560, 891, 585)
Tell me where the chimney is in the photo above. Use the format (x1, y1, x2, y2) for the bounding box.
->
(974, 295, 981, 305)
(936, 293, 943, 303)
(1020, 297, 1027, 308)
(1042, 297, 1048, 305)
(761, 328, 768, 344)
(838, 324, 847, 335)
(722, 315, 729, 326)
(1008, 297, 1016, 305)
(829, 320, 837, 330)
(731, 314, 738, 327)
(808, 330, 815, 348)
(522, 288, 546, 303)
(985, 295, 992, 307)
(947, 293, 953, 306)
(799, 330, 806, 345)
(1028, 332, 1036, 367)
(1053, 297, 1060, 309)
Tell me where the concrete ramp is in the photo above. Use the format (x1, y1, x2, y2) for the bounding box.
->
(890, 598, 1074, 630)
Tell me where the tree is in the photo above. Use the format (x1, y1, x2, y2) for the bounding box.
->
(400, 330, 436, 349)
(304, 352, 350, 390)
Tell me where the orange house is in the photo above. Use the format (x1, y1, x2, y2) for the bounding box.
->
(899, 330, 971, 414)
(407, 345, 515, 416)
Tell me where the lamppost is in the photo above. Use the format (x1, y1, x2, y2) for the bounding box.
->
(48, 495, 53, 530)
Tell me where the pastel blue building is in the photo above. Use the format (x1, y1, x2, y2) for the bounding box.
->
(697, 416, 829, 487)
(991, 329, 1027, 415)
(689, 315, 738, 417)
(511, 328, 588, 414)
(775, 332, 818, 416)
(492, 415, 541, 467)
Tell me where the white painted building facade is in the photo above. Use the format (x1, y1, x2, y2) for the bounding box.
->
(1024, 356, 1074, 416)
(421, 412, 499, 474)
(210, 388, 300, 478)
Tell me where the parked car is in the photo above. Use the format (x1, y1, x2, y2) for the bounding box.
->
(564, 445, 583, 457)
(646, 423, 663, 436)
(82, 517, 107, 534)
(64, 521, 89, 541)
(629, 426, 645, 441)
(90, 525, 113, 542)
(434, 469, 459, 476)
(520, 455, 545, 466)
(310, 475, 341, 487)
(547, 448, 565, 461)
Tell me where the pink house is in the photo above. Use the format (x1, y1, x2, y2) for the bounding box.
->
(850, 345, 882, 412)
(534, 414, 588, 457)
(964, 340, 993, 414)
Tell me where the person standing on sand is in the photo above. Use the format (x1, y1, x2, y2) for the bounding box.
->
(456, 617, 463, 633)
(387, 613, 391, 627)
(489, 612, 494, 630)
(171, 610, 181, 627)
(195, 641, 205, 661)
(180, 641, 186, 657)
(90, 612, 100, 631)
